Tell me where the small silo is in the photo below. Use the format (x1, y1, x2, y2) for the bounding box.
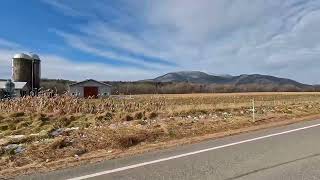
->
(30, 54, 41, 90)
(12, 53, 41, 92)
(12, 53, 32, 88)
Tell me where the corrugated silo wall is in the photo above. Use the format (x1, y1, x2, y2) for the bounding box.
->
(12, 58, 32, 89)
(33, 60, 41, 90)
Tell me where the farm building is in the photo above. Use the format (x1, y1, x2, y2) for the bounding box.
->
(0, 80, 29, 98)
(69, 79, 112, 98)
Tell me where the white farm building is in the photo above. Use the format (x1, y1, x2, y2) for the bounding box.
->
(69, 79, 112, 98)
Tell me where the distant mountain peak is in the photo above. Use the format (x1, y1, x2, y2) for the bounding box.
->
(146, 71, 310, 88)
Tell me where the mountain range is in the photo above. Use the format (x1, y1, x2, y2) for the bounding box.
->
(145, 71, 312, 88)
(40, 71, 319, 94)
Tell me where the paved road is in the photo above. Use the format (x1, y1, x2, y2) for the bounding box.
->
(19, 119, 320, 180)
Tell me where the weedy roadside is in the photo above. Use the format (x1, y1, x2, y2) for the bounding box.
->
(1, 92, 320, 177)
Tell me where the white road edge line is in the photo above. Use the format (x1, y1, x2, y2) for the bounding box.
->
(67, 122, 320, 180)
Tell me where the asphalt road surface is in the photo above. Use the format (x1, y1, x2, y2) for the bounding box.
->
(19, 119, 320, 180)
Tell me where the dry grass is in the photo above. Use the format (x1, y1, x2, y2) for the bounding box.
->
(1, 92, 320, 177)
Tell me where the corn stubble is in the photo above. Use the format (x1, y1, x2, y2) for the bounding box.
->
(1, 92, 320, 174)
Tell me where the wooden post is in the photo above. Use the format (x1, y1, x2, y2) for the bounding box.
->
(252, 99, 255, 122)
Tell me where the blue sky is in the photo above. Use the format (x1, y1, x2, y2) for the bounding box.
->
(0, 0, 320, 84)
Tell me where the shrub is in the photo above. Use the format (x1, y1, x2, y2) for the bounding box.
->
(147, 112, 157, 119)
(49, 137, 71, 149)
(133, 111, 144, 119)
(122, 115, 133, 121)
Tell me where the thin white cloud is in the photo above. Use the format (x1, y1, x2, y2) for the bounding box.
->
(79, 22, 171, 62)
(0, 35, 162, 81)
(0, 38, 20, 49)
(0, 47, 162, 81)
(0, 49, 16, 79)
(52, 30, 176, 70)
(41, 0, 93, 18)
(40, 54, 157, 81)
(36, 0, 320, 84)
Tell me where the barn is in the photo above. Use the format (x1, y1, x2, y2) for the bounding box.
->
(69, 79, 112, 98)
(0, 80, 29, 98)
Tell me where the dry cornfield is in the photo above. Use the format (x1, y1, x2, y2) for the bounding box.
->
(1, 92, 320, 177)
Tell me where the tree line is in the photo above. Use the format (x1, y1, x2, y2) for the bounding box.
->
(109, 82, 319, 94)
(40, 79, 320, 95)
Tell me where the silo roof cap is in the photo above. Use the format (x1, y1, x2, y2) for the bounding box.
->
(13, 53, 32, 60)
(30, 54, 40, 60)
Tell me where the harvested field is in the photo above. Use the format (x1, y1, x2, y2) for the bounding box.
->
(1, 92, 320, 177)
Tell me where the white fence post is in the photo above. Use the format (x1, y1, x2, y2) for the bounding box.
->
(252, 99, 255, 122)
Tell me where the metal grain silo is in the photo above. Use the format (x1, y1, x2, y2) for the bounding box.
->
(12, 53, 41, 92)
(30, 54, 41, 91)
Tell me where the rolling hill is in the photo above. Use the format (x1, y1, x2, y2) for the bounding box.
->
(147, 71, 311, 88)
(40, 71, 318, 95)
